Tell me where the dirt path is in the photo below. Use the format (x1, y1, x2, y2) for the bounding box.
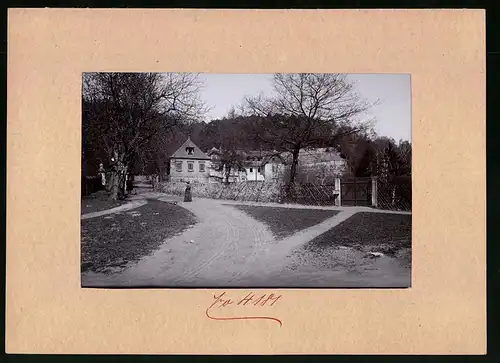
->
(81, 193, 411, 288)
(81, 200, 148, 220)
(81, 182, 157, 220)
(82, 198, 276, 287)
(81, 196, 350, 287)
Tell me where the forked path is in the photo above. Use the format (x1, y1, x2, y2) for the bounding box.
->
(81, 194, 410, 288)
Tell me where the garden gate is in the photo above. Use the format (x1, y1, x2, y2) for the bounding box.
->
(340, 177, 372, 206)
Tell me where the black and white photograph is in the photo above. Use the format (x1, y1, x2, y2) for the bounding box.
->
(81, 72, 412, 288)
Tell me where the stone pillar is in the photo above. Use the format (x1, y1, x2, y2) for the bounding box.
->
(335, 177, 341, 207)
(371, 176, 378, 208)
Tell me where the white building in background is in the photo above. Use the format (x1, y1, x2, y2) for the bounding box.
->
(169, 139, 347, 184)
(294, 148, 348, 183)
(205, 148, 285, 183)
(240, 151, 285, 182)
(206, 147, 244, 183)
(295, 148, 345, 167)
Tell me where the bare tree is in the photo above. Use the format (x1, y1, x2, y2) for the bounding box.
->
(241, 73, 376, 191)
(132, 125, 184, 181)
(201, 117, 247, 184)
(208, 148, 246, 184)
(83, 72, 208, 200)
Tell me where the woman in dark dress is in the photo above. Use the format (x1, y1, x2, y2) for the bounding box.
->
(184, 181, 192, 202)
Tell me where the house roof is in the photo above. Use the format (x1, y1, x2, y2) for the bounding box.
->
(170, 137, 210, 160)
(207, 147, 280, 165)
(207, 147, 219, 156)
(206, 146, 344, 166)
(298, 148, 345, 164)
(275, 148, 345, 165)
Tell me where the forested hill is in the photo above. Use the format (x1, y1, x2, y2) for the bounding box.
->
(189, 116, 275, 153)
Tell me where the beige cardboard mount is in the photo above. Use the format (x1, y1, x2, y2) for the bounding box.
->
(6, 9, 486, 354)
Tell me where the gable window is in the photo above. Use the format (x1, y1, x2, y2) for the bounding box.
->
(175, 161, 183, 172)
(186, 147, 194, 155)
(187, 162, 194, 172)
(199, 162, 205, 172)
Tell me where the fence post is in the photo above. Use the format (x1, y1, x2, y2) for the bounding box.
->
(371, 176, 378, 208)
(335, 177, 341, 207)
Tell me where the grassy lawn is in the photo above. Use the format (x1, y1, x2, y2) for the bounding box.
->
(307, 212, 411, 252)
(231, 205, 339, 239)
(81, 190, 127, 215)
(302, 212, 412, 267)
(81, 199, 197, 274)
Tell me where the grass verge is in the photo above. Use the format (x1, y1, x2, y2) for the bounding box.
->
(81, 199, 197, 274)
(298, 212, 412, 270)
(231, 205, 339, 239)
(307, 212, 411, 253)
(81, 190, 127, 214)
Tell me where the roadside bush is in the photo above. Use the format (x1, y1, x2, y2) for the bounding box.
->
(82, 176, 104, 197)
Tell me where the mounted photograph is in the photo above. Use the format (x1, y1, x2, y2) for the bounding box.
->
(81, 72, 412, 288)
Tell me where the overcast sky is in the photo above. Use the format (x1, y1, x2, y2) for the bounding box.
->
(198, 73, 411, 142)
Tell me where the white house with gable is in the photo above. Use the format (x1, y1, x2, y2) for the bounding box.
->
(169, 137, 211, 183)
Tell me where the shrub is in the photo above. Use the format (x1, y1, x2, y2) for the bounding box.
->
(82, 176, 104, 197)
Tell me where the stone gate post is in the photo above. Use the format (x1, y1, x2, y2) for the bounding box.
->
(371, 176, 378, 208)
(335, 177, 342, 207)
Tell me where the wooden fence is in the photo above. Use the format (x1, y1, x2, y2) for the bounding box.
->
(155, 176, 411, 211)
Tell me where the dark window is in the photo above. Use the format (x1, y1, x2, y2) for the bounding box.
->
(186, 147, 194, 155)
(249, 168, 253, 173)
(188, 162, 194, 172)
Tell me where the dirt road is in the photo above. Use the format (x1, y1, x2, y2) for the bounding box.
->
(81, 191, 411, 288)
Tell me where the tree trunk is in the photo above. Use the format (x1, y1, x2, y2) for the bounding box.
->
(285, 147, 301, 201)
(110, 151, 127, 201)
(119, 166, 128, 197)
(110, 170, 120, 200)
(225, 165, 231, 184)
(289, 148, 300, 185)
(106, 172, 113, 192)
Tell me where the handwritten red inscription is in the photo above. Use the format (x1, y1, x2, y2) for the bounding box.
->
(205, 291, 283, 327)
